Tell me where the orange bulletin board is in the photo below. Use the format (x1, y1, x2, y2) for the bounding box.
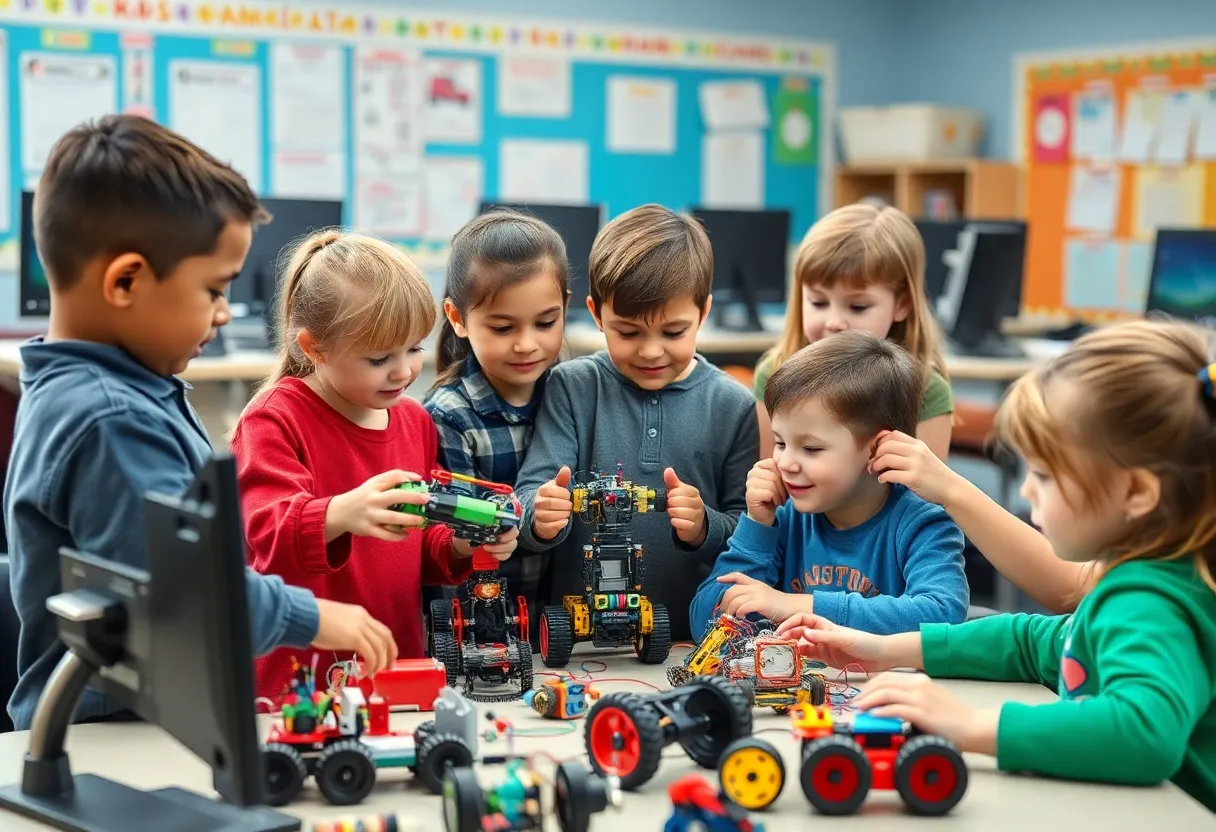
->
(1019, 46, 1216, 319)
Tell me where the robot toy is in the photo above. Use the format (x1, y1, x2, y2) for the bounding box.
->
(522, 678, 600, 719)
(404, 471, 534, 704)
(538, 463, 671, 667)
(663, 775, 765, 832)
(442, 758, 621, 832)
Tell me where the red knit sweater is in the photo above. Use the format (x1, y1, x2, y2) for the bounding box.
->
(232, 377, 472, 702)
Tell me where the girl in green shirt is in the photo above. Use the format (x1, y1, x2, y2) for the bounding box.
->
(780, 319, 1216, 810)
(754, 204, 953, 460)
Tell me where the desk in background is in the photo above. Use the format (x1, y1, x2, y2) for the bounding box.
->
(0, 649, 1208, 831)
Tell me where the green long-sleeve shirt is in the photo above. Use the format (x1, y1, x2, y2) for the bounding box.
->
(921, 558, 1216, 811)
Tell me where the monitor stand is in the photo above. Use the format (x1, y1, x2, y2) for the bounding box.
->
(0, 592, 299, 832)
(711, 265, 765, 332)
(950, 331, 1026, 359)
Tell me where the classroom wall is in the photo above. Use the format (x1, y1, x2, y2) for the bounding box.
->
(894, 0, 1216, 159)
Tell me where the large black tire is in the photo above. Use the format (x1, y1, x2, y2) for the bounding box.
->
(315, 739, 376, 806)
(894, 734, 968, 816)
(584, 693, 664, 790)
(718, 736, 786, 812)
(540, 605, 574, 668)
(261, 743, 306, 807)
(512, 639, 534, 696)
(429, 599, 451, 657)
(432, 631, 461, 685)
(800, 735, 871, 815)
(416, 732, 475, 794)
(677, 675, 753, 769)
(554, 762, 617, 832)
(634, 604, 671, 664)
(442, 767, 484, 832)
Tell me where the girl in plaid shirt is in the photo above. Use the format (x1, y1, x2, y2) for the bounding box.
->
(424, 209, 571, 646)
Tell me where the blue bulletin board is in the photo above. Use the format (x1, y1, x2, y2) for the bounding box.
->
(0, 2, 834, 264)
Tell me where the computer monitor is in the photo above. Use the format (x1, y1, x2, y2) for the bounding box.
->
(690, 208, 791, 331)
(236, 197, 344, 320)
(915, 219, 967, 304)
(478, 201, 602, 318)
(19, 191, 50, 317)
(0, 456, 299, 832)
(935, 222, 1028, 358)
(1146, 229, 1216, 327)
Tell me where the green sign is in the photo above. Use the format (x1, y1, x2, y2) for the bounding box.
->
(773, 81, 817, 165)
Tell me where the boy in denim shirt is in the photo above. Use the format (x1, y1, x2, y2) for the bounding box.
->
(6, 115, 397, 729)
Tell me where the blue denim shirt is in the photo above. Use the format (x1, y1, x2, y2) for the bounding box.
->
(5, 338, 319, 729)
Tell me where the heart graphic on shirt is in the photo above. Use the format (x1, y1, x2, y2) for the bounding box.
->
(1061, 656, 1088, 694)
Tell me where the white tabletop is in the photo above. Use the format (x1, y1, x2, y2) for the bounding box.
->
(0, 648, 1207, 831)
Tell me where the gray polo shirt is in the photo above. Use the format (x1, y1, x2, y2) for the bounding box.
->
(516, 352, 759, 642)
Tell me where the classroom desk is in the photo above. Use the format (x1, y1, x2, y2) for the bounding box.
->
(0, 649, 1207, 831)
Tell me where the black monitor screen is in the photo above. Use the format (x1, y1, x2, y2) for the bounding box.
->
(940, 223, 1027, 349)
(235, 198, 344, 319)
(691, 208, 790, 308)
(1147, 230, 1216, 325)
(915, 220, 966, 303)
(19, 191, 50, 317)
(478, 202, 602, 316)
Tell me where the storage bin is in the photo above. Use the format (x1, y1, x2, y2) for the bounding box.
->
(839, 104, 984, 162)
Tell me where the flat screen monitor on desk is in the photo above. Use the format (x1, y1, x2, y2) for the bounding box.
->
(935, 221, 1028, 358)
(18, 191, 49, 317)
(1146, 229, 1216, 328)
(690, 208, 790, 331)
(478, 201, 603, 318)
(916, 219, 966, 304)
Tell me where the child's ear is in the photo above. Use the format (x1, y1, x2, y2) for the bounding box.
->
(1123, 467, 1161, 521)
(443, 298, 469, 338)
(698, 294, 714, 326)
(100, 254, 151, 308)
(297, 329, 324, 365)
(586, 296, 603, 330)
(893, 291, 912, 323)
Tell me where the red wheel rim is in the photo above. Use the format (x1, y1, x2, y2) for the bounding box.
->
(587, 707, 642, 776)
(517, 596, 529, 642)
(450, 597, 464, 644)
(908, 754, 958, 805)
(811, 752, 861, 804)
(540, 614, 550, 656)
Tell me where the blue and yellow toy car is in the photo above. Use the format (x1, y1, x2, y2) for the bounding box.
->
(522, 678, 600, 719)
(663, 774, 764, 832)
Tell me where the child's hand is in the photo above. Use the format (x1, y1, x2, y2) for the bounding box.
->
(776, 613, 898, 671)
(311, 599, 398, 675)
(664, 467, 707, 547)
(327, 470, 429, 542)
(853, 672, 999, 755)
(868, 430, 965, 508)
(716, 573, 811, 622)
(533, 466, 573, 540)
(745, 458, 787, 526)
(453, 526, 519, 562)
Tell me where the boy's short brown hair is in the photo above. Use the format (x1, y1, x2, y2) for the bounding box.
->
(765, 330, 922, 440)
(588, 203, 712, 319)
(34, 114, 269, 290)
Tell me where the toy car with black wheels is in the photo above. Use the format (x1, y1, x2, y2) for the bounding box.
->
(790, 705, 968, 816)
(442, 758, 622, 832)
(664, 773, 766, 832)
(583, 675, 752, 790)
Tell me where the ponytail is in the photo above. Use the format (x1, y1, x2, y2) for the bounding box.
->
(263, 230, 342, 389)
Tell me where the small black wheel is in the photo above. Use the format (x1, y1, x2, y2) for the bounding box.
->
(261, 743, 306, 807)
(800, 735, 871, 815)
(718, 736, 786, 812)
(677, 675, 753, 769)
(584, 693, 664, 790)
(512, 639, 534, 695)
(442, 767, 484, 832)
(802, 672, 827, 707)
(432, 631, 461, 685)
(540, 605, 574, 668)
(895, 734, 968, 816)
(554, 762, 617, 832)
(315, 739, 376, 806)
(635, 603, 671, 664)
(652, 488, 667, 512)
(416, 731, 475, 794)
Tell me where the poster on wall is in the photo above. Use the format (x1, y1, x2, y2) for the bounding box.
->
(497, 56, 571, 118)
(607, 76, 676, 154)
(424, 157, 483, 242)
(19, 52, 118, 175)
(169, 60, 263, 191)
(121, 31, 154, 118)
(702, 131, 764, 209)
(271, 43, 346, 198)
(424, 58, 482, 144)
(773, 77, 817, 165)
(1032, 92, 1070, 164)
(354, 48, 425, 235)
(1071, 85, 1116, 160)
(1197, 82, 1216, 160)
(0, 31, 9, 234)
(500, 139, 588, 204)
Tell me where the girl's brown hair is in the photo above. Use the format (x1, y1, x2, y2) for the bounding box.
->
(762, 203, 947, 387)
(996, 318, 1216, 589)
(432, 208, 569, 391)
(264, 229, 437, 387)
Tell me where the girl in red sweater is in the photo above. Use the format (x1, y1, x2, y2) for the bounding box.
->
(232, 229, 518, 702)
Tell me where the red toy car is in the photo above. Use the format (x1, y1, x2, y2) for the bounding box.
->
(357, 658, 447, 712)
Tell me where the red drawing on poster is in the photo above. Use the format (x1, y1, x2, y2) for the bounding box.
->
(1033, 92, 1071, 163)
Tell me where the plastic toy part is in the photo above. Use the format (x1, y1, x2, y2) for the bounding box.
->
(717, 737, 786, 812)
(522, 678, 601, 720)
(663, 774, 766, 832)
(442, 759, 622, 832)
(356, 658, 446, 711)
(584, 675, 752, 791)
(789, 705, 968, 816)
(310, 815, 400, 832)
(540, 463, 671, 669)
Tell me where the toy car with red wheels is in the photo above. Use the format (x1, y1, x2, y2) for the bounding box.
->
(663, 774, 765, 832)
(442, 758, 621, 832)
(584, 675, 752, 791)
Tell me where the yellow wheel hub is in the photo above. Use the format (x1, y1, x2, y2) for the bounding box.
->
(718, 737, 786, 811)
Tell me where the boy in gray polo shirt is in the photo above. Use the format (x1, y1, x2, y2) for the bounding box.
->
(516, 204, 760, 645)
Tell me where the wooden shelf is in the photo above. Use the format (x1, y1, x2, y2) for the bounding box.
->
(835, 159, 1022, 220)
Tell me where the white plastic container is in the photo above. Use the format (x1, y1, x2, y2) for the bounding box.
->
(839, 104, 984, 162)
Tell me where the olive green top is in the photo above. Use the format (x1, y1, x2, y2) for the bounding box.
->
(752, 352, 954, 423)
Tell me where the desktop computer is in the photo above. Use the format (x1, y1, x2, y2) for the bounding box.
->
(18, 191, 50, 317)
(478, 201, 603, 318)
(1146, 229, 1216, 328)
(690, 208, 791, 332)
(916, 219, 967, 304)
(935, 222, 1028, 358)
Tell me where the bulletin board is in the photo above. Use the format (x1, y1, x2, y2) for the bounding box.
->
(1015, 40, 1216, 319)
(0, 1, 835, 270)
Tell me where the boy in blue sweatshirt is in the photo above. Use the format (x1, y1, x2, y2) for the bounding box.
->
(689, 330, 967, 640)
(6, 115, 399, 729)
